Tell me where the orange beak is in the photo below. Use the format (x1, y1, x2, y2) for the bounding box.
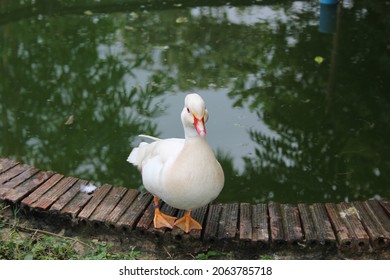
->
(194, 116, 206, 136)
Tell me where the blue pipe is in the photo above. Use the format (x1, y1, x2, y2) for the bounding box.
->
(320, 0, 338, 4)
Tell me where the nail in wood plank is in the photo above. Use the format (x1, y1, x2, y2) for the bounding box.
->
(50, 179, 88, 213)
(105, 188, 139, 225)
(21, 174, 64, 207)
(239, 203, 252, 241)
(116, 192, 153, 230)
(78, 184, 112, 220)
(2, 171, 54, 203)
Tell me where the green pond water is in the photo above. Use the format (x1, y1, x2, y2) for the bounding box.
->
(1, 0, 390, 203)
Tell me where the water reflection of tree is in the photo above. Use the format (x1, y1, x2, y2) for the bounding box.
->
(1, 1, 389, 203)
(122, 2, 390, 202)
(0, 13, 172, 187)
(225, 3, 390, 203)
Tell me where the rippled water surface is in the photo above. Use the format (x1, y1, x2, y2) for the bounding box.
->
(1, 0, 390, 203)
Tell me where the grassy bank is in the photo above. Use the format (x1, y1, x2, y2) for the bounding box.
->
(0, 203, 142, 260)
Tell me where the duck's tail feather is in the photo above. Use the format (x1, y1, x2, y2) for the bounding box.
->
(127, 135, 159, 170)
(127, 142, 146, 168)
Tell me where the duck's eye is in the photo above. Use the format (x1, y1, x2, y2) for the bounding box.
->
(186, 107, 190, 113)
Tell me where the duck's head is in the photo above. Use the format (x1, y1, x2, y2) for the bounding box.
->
(181, 93, 209, 138)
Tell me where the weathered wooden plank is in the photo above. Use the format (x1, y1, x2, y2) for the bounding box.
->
(0, 157, 7, 167)
(2, 171, 54, 203)
(311, 203, 336, 245)
(78, 184, 112, 220)
(89, 187, 127, 223)
(0, 158, 9, 168)
(50, 179, 88, 213)
(0, 158, 19, 174)
(136, 201, 155, 233)
(251, 204, 269, 245)
(325, 203, 353, 250)
(105, 188, 139, 225)
(281, 204, 303, 245)
(31, 177, 78, 210)
(116, 192, 153, 230)
(217, 203, 239, 240)
(338, 202, 369, 250)
(21, 174, 64, 207)
(268, 202, 285, 245)
(6, 155, 390, 250)
(353, 201, 388, 248)
(239, 203, 252, 241)
(379, 200, 390, 217)
(60, 189, 93, 219)
(0, 164, 28, 186)
(1, 166, 39, 186)
(298, 203, 318, 246)
(0, 167, 40, 197)
(203, 204, 222, 243)
(0, 167, 20, 185)
(366, 200, 390, 236)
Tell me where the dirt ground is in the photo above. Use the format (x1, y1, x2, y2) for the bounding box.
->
(1, 203, 389, 260)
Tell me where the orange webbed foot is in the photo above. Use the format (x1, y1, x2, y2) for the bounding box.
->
(174, 210, 202, 233)
(153, 208, 176, 229)
(152, 196, 176, 229)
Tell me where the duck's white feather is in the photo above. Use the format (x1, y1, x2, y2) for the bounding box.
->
(127, 137, 184, 170)
(128, 94, 224, 211)
(128, 137, 185, 198)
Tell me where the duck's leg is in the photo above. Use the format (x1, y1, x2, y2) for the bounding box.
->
(153, 196, 176, 229)
(174, 210, 202, 233)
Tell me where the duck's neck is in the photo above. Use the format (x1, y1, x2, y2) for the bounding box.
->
(183, 125, 199, 139)
(183, 125, 212, 155)
(183, 133, 213, 159)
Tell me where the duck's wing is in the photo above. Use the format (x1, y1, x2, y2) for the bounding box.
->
(127, 136, 184, 170)
(127, 137, 185, 196)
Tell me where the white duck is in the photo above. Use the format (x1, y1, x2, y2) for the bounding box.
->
(127, 93, 224, 233)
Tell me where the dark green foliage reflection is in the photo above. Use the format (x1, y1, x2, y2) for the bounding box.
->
(1, 0, 389, 203)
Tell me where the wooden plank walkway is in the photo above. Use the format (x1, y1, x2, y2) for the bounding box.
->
(1, 157, 390, 251)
